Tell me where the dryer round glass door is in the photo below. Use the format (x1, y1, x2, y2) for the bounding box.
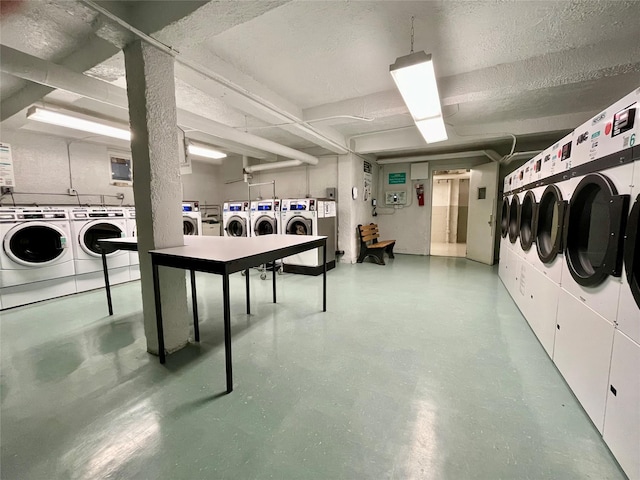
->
(624, 194, 640, 308)
(254, 217, 275, 236)
(80, 222, 123, 257)
(183, 217, 197, 235)
(226, 217, 246, 237)
(519, 191, 537, 251)
(565, 173, 629, 287)
(508, 195, 520, 243)
(536, 185, 566, 264)
(500, 197, 509, 238)
(4, 222, 67, 266)
(286, 218, 312, 235)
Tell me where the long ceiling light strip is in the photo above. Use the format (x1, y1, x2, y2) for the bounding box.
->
(390, 17, 447, 144)
(27, 106, 131, 141)
(187, 143, 227, 159)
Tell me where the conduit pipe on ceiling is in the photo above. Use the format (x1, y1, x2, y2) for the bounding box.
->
(377, 150, 502, 165)
(80, 0, 348, 155)
(0, 45, 319, 167)
(244, 160, 304, 173)
(500, 150, 542, 165)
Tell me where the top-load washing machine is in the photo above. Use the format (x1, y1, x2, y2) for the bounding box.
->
(250, 199, 280, 236)
(0, 207, 76, 309)
(182, 201, 202, 236)
(125, 207, 140, 280)
(281, 198, 336, 275)
(553, 89, 638, 437)
(223, 201, 249, 237)
(69, 206, 129, 292)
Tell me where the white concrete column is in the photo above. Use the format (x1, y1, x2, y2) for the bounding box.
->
(124, 40, 189, 355)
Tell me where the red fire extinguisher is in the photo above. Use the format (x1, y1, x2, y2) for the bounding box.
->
(416, 183, 424, 206)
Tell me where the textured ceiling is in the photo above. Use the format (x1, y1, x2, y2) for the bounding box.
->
(1, 0, 640, 160)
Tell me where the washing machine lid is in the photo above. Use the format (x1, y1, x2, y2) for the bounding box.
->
(564, 173, 629, 287)
(183, 216, 198, 235)
(508, 195, 521, 244)
(500, 197, 510, 238)
(624, 194, 640, 308)
(3, 222, 68, 267)
(536, 185, 566, 264)
(286, 217, 312, 235)
(254, 216, 276, 236)
(519, 191, 537, 252)
(79, 221, 124, 257)
(226, 216, 247, 237)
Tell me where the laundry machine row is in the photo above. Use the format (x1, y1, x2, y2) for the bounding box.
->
(499, 87, 640, 480)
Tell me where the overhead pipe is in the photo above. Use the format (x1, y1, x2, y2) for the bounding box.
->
(0, 45, 319, 167)
(376, 150, 502, 165)
(244, 160, 304, 173)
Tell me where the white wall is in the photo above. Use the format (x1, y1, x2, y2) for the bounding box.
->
(0, 129, 222, 211)
(376, 163, 431, 255)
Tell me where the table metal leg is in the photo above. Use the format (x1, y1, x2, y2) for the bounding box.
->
(223, 273, 233, 393)
(152, 260, 166, 364)
(245, 268, 251, 315)
(322, 242, 327, 312)
(101, 249, 113, 316)
(272, 261, 277, 303)
(190, 270, 199, 342)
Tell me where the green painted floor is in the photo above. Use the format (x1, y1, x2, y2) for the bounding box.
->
(0, 255, 625, 479)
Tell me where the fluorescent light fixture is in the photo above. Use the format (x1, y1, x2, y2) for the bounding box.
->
(27, 106, 131, 141)
(187, 143, 227, 160)
(390, 51, 448, 143)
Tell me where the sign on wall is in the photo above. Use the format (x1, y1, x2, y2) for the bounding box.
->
(0, 142, 16, 188)
(388, 172, 406, 185)
(363, 160, 372, 201)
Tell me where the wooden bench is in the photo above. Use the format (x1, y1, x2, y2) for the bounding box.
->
(357, 223, 396, 265)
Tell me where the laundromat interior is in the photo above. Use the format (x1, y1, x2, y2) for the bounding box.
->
(1, 1, 639, 479)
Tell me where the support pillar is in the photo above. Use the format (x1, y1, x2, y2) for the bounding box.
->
(124, 40, 189, 355)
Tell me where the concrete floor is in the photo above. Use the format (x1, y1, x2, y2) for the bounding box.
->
(0, 255, 625, 480)
(430, 243, 467, 257)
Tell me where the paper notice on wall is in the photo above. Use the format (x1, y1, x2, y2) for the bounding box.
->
(0, 142, 16, 188)
(363, 160, 372, 202)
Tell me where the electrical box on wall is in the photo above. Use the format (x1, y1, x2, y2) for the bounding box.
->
(385, 191, 407, 205)
(410, 162, 429, 180)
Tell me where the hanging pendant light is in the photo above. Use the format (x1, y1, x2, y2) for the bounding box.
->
(390, 17, 447, 143)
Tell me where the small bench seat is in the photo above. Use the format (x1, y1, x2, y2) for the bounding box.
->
(357, 223, 396, 265)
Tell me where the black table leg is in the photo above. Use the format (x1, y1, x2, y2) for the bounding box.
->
(101, 249, 113, 316)
(245, 268, 250, 315)
(223, 272, 233, 393)
(322, 242, 327, 312)
(272, 261, 277, 303)
(190, 269, 199, 342)
(152, 259, 166, 364)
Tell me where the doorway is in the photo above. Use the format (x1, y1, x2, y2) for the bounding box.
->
(430, 170, 470, 257)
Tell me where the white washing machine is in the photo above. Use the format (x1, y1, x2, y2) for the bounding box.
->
(553, 90, 639, 434)
(0, 207, 76, 309)
(281, 198, 336, 275)
(69, 206, 129, 292)
(182, 202, 202, 236)
(222, 201, 249, 237)
(125, 207, 140, 280)
(250, 199, 280, 236)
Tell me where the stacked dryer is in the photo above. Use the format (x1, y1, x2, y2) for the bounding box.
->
(69, 207, 129, 292)
(498, 87, 639, 480)
(0, 207, 76, 309)
(223, 201, 250, 237)
(281, 198, 336, 275)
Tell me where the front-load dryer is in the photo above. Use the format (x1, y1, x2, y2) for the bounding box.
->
(281, 198, 336, 275)
(0, 207, 76, 308)
(223, 201, 249, 237)
(182, 202, 202, 236)
(250, 199, 280, 236)
(125, 207, 139, 280)
(69, 207, 129, 292)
